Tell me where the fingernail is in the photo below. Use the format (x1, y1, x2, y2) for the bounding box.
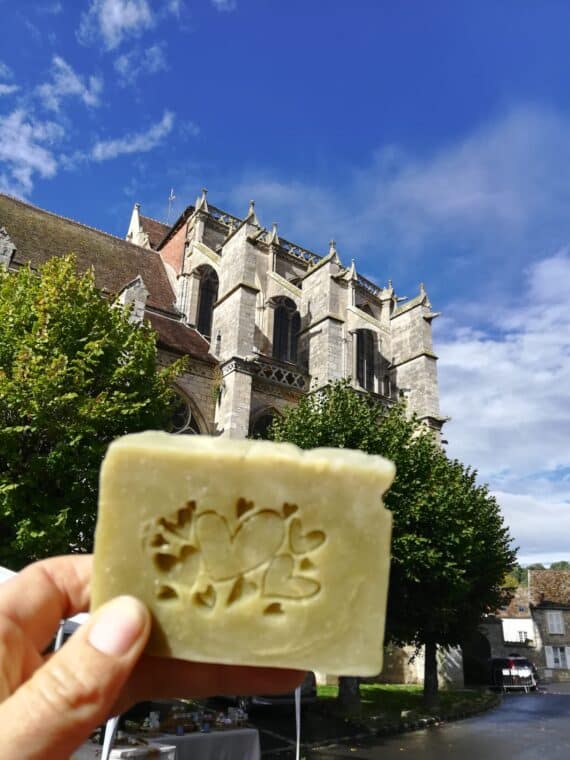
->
(88, 596, 148, 657)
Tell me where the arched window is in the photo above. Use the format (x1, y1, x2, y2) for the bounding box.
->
(170, 394, 202, 435)
(356, 329, 375, 392)
(196, 267, 219, 338)
(272, 297, 300, 363)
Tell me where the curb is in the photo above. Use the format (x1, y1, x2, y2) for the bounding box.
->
(262, 692, 502, 756)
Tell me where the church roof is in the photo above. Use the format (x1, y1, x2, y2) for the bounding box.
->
(145, 312, 216, 364)
(0, 193, 176, 314)
(139, 214, 169, 249)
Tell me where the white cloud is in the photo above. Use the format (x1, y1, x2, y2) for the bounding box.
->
(37, 1, 63, 13)
(214, 106, 570, 286)
(78, 0, 180, 50)
(0, 109, 63, 196)
(0, 61, 13, 80)
(436, 249, 570, 563)
(78, 0, 154, 50)
(494, 491, 570, 562)
(37, 56, 103, 111)
(211, 0, 236, 10)
(114, 43, 168, 86)
(91, 111, 174, 161)
(0, 84, 18, 96)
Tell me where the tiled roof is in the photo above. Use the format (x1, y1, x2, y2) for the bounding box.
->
(0, 193, 176, 314)
(499, 586, 531, 618)
(140, 214, 169, 249)
(145, 312, 216, 364)
(529, 570, 570, 607)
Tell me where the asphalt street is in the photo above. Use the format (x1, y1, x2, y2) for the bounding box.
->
(258, 686, 570, 759)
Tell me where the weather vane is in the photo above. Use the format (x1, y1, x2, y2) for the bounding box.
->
(167, 188, 176, 224)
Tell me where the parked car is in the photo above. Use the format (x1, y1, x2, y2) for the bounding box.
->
(489, 656, 537, 692)
(217, 671, 318, 711)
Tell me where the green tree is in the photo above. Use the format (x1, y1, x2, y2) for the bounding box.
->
(549, 561, 570, 571)
(0, 256, 185, 568)
(269, 380, 516, 709)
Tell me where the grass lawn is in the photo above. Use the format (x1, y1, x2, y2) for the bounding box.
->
(317, 683, 495, 722)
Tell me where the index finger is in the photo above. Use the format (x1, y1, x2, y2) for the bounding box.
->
(0, 555, 92, 651)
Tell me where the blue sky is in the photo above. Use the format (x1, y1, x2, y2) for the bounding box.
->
(1, 0, 569, 565)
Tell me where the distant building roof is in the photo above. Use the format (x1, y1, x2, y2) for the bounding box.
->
(139, 214, 169, 250)
(529, 570, 570, 608)
(499, 585, 531, 618)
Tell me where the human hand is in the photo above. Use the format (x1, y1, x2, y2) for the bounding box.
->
(0, 554, 304, 759)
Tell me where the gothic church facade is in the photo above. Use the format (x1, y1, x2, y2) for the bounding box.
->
(0, 190, 445, 438)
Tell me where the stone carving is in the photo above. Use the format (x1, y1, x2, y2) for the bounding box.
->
(0, 227, 15, 270)
(142, 497, 326, 614)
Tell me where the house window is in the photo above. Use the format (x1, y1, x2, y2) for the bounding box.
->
(547, 611, 565, 635)
(272, 297, 300, 363)
(196, 267, 219, 338)
(518, 631, 527, 643)
(356, 329, 375, 391)
(518, 606, 526, 613)
(546, 646, 569, 669)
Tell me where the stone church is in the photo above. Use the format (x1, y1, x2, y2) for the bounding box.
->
(0, 189, 445, 438)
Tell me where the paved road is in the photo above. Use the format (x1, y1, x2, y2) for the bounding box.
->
(257, 687, 570, 759)
(307, 689, 570, 760)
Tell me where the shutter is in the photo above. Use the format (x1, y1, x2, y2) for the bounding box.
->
(565, 647, 570, 669)
(545, 646, 555, 668)
(547, 611, 564, 634)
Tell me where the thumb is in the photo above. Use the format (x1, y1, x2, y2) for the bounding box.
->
(1, 595, 150, 760)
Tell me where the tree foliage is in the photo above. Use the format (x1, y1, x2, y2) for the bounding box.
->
(0, 256, 185, 568)
(269, 380, 516, 707)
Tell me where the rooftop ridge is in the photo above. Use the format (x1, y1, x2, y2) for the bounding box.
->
(0, 192, 159, 256)
(139, 212, 169, 227)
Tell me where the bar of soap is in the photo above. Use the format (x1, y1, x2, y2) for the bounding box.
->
(91, 432, 394, 676)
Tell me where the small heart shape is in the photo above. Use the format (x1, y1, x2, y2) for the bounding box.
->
(283, 503, 298, 518)
(263, 554, 320, 599)
(290, 519, 326, 554)
(227, 575, 257, 606)
(236, 498, 254, 518)
(194, 585, 216, 609)
(263, 602, 284, 615)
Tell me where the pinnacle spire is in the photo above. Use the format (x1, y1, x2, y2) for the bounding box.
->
(268, 222, 280, 245)
(195, 188, 209, 213)
(246, 199, 260, 226)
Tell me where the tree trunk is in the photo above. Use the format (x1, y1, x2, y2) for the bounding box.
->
(423, 639, 439, 710)
(337, 676, 361, 715)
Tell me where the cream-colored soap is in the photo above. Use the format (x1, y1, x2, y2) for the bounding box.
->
(91, 433, 394, 676)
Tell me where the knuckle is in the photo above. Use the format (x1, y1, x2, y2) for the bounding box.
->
(32, 657, 106, 717)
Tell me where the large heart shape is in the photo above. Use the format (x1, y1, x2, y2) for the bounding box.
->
(263, 554, 320, 599)
(290, 519, 326, 554)
(196, 510, 284, 581)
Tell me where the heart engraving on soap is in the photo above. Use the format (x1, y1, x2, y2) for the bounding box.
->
(196, 510, 285, 581)
(290, 518, 326, 554)
(263, 554, 321, 599)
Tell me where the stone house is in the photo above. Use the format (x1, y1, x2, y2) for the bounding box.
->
(479, 570, 570, 683)
(530, 570, 570, 682)
(0, 189, 445, 439)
